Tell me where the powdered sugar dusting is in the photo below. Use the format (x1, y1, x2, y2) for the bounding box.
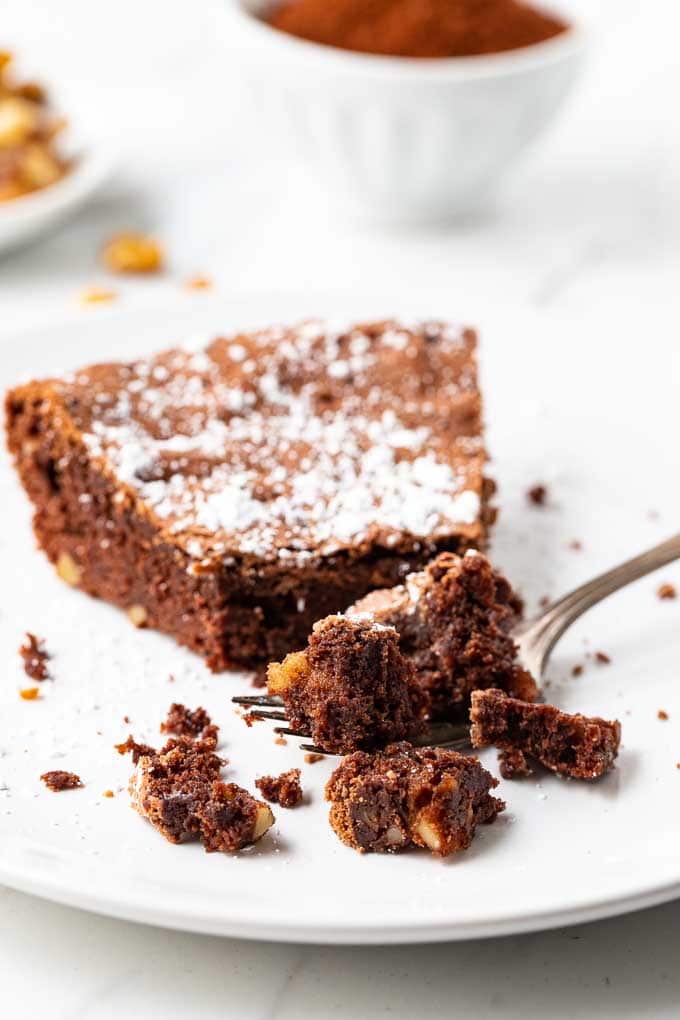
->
(67, 318, 483, 565)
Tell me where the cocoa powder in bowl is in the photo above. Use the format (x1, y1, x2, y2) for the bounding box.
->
(265, 0, 568, 59)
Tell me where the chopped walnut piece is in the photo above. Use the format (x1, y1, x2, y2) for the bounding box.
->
(657, 583, 677, 600)
(19, 632, 50, 681)
(102, 232, 164, 274)
(41, 770, 82, 791)
(20, 686, 40, 700)
(0, 56, 69, 200)
(127, 604, 148, 627)
(304, 752, 324, 764)
(56, 551, 81, 585)
(256, 768, 303, 808)
(185, 275, 212, 291)
(80, 287, 118, 306)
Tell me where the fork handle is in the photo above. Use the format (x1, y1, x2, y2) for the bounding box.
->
(514, 532, 680, 675)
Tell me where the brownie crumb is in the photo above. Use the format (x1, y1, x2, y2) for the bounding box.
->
(20, 687, 40, 700)
(243, 712, 265, 727)
(121, 734, 273, 852)
(326, 743, 504, 856)
(123, 715, 131, 724)
(538, 595, 551, 609)
(304, 752, 324, 764)
(256, 768, 303, 808)
(41, 770, 82, 792)
(347, 550, 535, 721)
(471, 689, 621, 780)
(275, 736, 288, 746)
(572, 664, 584, 677)
(115, 735, 155, 764)
(527, 484, 547, 506)
(568, 540, 583, 551)
(161, 703, 214, 740)
(595, 651, 611, 665)
(657, 583, 677, 600)
(498, 748, 532, 779)
(19, 632, 50, 681)
(103, 789, 115, 798)
(658, 710, 669, 721)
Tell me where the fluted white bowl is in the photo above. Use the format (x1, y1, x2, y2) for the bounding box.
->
(223, 0, 586, 223)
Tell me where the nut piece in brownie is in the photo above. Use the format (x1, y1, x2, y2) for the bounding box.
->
(267, 614, 427, 753)
(470, 689, 621, 780)
(326, 742, 504, 855)
(256, 768, 303, 808)
(348, 550, 536, 720)
(123, 735, 274, 852)
(6, 319, 494, 671)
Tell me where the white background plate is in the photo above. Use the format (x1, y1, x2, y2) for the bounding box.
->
(1, 294, 679, 944)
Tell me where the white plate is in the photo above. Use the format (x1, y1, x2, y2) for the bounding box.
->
(1, 294, 679, 944)
(0, 144, 114, 254)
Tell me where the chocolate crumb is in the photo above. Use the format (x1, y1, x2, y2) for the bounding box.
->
(243, 712, 265, 727)
(572, 664, 584, 677)
(568, 540, 583, 551)
(19, 633, 50, 681)
(41, 770, 82, 792)
(256, 768, 303, 808)
(103, 789, 115, 798)
(304, 752, 324, 764)
(115, 735, 155, 764)
(658, 710, 669, 721)
(527, 484, 547, 506)
(538, 595, 551, 609)
(274, 736, 288, 746)
(123, 715, 130, 724)
(20, 687, 40, 700)
(122, 733, 272, 852)
(161, 703, 213, 739)
(595, 651, 611, 665)
(498, 747, 532, 779)
(657, 583, 677, 600)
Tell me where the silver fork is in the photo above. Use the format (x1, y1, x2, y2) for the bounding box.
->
(233, 533, 680, 755)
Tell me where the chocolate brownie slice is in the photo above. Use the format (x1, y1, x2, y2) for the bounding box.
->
(348, 550, 536, 719)
(470, 689, 621, 780)
(326, 742, 504, 855)
(124, 735, 274, 851)
(267, 614, 427, 753)
(5, 319, 493, 670)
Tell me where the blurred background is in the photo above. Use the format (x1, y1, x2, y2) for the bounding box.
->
(2, 0, 679, 331)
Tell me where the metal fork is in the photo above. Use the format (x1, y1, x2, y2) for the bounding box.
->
(233, 533, 680, 755)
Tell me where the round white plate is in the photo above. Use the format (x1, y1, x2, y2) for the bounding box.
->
(0, 144, 114, 254)
(1, 294, 679, 944)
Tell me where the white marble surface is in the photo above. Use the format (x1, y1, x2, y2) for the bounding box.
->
(2, 0, 680, 1015)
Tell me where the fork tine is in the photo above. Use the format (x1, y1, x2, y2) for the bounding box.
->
(246, 709, 288, 721)
(232, 695, 282, 707)
(299, 743, 332, 756)
(274, 726, 312, 738)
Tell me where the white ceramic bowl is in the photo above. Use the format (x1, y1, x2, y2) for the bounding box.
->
(223, 0, 586, 223)
(0, 144, 114, 255)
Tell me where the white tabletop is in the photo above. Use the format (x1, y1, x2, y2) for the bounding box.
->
(2, 0, 679, 1015)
